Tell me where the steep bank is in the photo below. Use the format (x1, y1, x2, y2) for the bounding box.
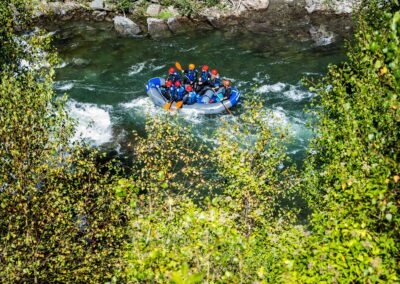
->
(35, 0, 357, 44)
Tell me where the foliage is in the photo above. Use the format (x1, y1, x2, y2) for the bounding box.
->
(1, 0, 400, 283)
(0, 1, 132, 282)
(106, 0, 135, 13)
(214, 102, 300, 235)
(123, 104, 304, 282)
(293, 1, 400, 282)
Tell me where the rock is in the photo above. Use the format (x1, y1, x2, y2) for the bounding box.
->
(90, 0, 104, 10)
(167, 17, 195, 34)
(241, 0, 270, 10)
(113, 16, 142, 37)
(309, 25, 335, 46)
(147, 18, 171, 37)
(93, 11, 107, 21)
(146, 4, 162, 17)
(46, 2, 81, 16)
(305, 0, 360, 14)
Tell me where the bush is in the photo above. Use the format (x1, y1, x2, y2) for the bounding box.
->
(293, 1, 400, 282)
(0, 1, 132, 282)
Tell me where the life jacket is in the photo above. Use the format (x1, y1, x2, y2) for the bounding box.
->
(175, 86, 185, 101)
(166, 72, 181, 83)
(210, 76, 221, 88)
(199, 71, 211, 84)
(184, 69, 198, 83)
(187, 91, 197, 104)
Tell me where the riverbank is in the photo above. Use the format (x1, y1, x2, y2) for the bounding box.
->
(34, 0, 358, 44)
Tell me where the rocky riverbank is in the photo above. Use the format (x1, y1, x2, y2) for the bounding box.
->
(34, 0, 360, 45)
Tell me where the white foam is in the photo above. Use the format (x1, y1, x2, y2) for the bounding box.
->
(252, 72, 271, 84)
(120, 96, 156, 111)
(283, 86, 315, 101)
(71, 58, 90, 66)
(177, 108, 204, 125)
(67, 100, 113, 145)
(128, 62, 146, 76)
(56, 82, 74, 91)
(150, 64, 166, 71)
(256, 82, 287, 94)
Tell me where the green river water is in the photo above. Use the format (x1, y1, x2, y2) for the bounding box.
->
(52, 21, 347, 163)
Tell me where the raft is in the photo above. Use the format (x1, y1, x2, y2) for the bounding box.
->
(145, 77, 240, 114)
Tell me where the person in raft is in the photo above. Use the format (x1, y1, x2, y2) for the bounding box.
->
(215, 80, 233, 102)
(183, 64, 198, 86)
(166, 67, 181, 83)
(196, 65, 211, 94)
(161, 80, 174, 100)
(200, 69, 221, 104)
(209, 69, 221, 91)
(172, 81, 185, 103)
(183, 85, 197, 105)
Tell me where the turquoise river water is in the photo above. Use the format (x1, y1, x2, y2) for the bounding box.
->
(52, 21, 347, 163)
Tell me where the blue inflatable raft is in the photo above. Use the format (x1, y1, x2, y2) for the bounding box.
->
(146, 77, 240, 114)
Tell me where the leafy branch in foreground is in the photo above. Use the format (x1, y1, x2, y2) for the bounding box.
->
(0, 1, 132, 282)
(292, 1, 400, 282)
(123, 104, 303, 282)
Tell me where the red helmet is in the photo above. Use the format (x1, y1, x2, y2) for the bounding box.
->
(202, 65, 209, 71)
(174, 81, 181, 87)
(186, 85, 193, 92)
(211, 69, 218, 75)
(169, 67, 175, 73)
(165, 80, 172, 87)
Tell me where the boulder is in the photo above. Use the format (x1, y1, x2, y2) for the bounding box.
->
(241, 0, 270, 10)
(113, 16, 142, 37)
(309, 25, 335, 46)
(146, 4, 162, 17)
(147, 18, 171, 37)
(45, 2, 81, 16)
(90, 0, 104, 10)
(305, 0, 360, 14)
(167, 17, 195, 34)
(93, 11, 107, 21)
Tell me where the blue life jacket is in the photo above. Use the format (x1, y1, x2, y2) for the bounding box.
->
(167, 72, 181, 83)
(199, 71, 211, 84)
(184, 69, 198, 83)
(210, 76, 221, 88)
(175, 86, 185, 101)
(187, 91, 197, 104)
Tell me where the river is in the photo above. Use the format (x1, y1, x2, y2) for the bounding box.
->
(52, 21, 347, 164)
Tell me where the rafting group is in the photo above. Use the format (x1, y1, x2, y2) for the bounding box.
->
(161, 62, 234, 109)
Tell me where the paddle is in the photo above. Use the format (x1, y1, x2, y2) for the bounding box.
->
(221, 99, 232, 115)
(175, 100, 183, 109)
(175, 61, 183, 72)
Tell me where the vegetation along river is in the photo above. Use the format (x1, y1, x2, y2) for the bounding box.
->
(52, 21, 347, 163)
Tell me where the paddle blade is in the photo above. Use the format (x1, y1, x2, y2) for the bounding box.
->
(175, 61, 183, 71)
(163, 102, 172, 110)
(175, 100, 183, 109)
